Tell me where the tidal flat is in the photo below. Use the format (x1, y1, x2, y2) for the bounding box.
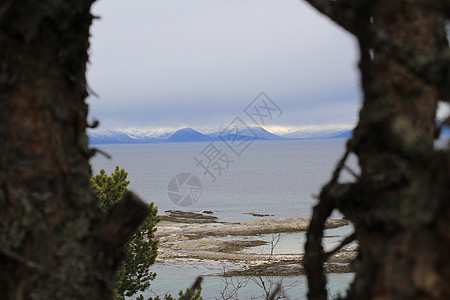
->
(156, 211, 357, 276)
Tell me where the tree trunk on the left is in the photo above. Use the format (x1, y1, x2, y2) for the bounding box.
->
(0, 1, 148, 299)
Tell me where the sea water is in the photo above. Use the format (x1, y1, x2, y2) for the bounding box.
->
(90, 139, 357, 298)
(90, 139, 358, 221)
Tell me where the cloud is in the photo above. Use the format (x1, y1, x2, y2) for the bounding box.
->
(86, 0, 360, 129)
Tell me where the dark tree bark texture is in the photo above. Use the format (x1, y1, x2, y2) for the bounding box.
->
(0, 1, 149, 299)
(304, 0, 450, 299)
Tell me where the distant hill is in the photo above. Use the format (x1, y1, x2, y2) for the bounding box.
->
(166, 128, 212, 143)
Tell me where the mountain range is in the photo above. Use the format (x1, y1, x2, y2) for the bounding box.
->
(88, 126, 354, 145)
(88, 125, 450, 145)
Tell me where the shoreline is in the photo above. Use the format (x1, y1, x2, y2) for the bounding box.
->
(155, 211, 357, 276)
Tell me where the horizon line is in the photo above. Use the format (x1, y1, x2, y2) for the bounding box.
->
(89, 123, 356, 136)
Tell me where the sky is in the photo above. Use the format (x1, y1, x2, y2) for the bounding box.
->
(86, 0, 362, 133)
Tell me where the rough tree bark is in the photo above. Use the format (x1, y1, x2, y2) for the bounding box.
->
(304, 0, 450, 299)
(0, 1, 149, 299)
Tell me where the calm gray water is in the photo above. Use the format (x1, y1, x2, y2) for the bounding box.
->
(91, 139, 356, 222)
(144, 261, 354, 299)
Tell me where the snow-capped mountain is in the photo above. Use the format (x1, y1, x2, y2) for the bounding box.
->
(87, 128, 170, 144)
(88, 126, 353, 145)
(87, 129, 136, 144)
(281, 128, 353, 139)
(87, 124, 449, 145)
(121, 128, 175, 139)
(207, 126, 286, 140)
(248, 127, 287, 140)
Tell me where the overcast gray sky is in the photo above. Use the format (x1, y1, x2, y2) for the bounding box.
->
(86, 0, 361, 133)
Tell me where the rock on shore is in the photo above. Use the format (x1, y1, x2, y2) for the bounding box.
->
(155, 211, 357, 276)
(156, 215, 349, 242)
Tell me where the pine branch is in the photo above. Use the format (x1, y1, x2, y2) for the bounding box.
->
(324, 233, 356, 260)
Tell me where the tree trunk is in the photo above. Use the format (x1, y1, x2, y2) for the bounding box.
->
(304, 0, 450, 299)
(0, 1, 149, 299)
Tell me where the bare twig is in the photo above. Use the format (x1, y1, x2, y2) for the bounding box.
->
(218, 262, 249, 300)
(324, 233, 356, 260)
(269, 233, 284, 257)
(268, 284, 281, 300)
(343, 165, 360, 180)
(92, 147, 112, 159)
(87, 119, 99, 129)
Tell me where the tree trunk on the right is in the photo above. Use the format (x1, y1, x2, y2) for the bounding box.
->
(304, 1, 450, 299)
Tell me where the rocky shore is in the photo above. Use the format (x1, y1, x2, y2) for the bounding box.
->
(156, 211, 357, 276)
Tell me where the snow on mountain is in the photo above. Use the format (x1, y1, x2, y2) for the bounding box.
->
(247, 126, 287, 140)
(122, 128, 175, 139)
(280, 127, 353, 139)
(207, 126, 286, 140)
(87, 129, 135, 144)
(88, 126, 354, 145)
